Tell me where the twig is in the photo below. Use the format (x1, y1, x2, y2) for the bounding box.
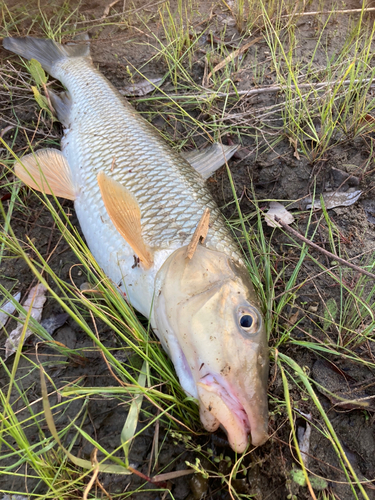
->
(0, 114, 58, 137)
(280, 7, 375, 18)
(169, 77, 375, 101)
(73, 0, 167, 24)
(127, 466, 167, 487)
(89, 309, 130, 387)
(274, 244, 375, 300)
(0, 125, 14, 138)
(95, 477, 113, 500)
(83, 448, 99, 500)
(275, 217, 375, 280)
(102, 0, 120, 18)
(205, 36, 262, 82)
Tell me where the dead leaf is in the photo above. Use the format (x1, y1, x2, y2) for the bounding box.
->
(41, 312, 69, 335)
(120, 78, 163, 97)
(297, 416, 312, 468)
(265, 202, 295, 228)
(205, 36, 261, 83)
(151, 469, 195, 482)
(289, 137, 300, 160)
(306, 190, 362, 210)
(202, 56, 209, 87)
(209, 33, 242, 49)
(0, 291, 21, 327)
(80, 282, 103, 295)
(0, 125, 14, 139)
(1, 496, 29, 500)
(217, 12, 237, 27)
(312, 359, 375, 410)
(102, 0, 120, 18)
(288, 309, 299, 326)
(362, 114, 375, 125)
(5, 284, 47, 359)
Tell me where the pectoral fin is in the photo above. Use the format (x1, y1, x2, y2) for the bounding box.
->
(97, 172, 153, 269)
(182, 143, 238, 180)
(14, 148, 76, 200)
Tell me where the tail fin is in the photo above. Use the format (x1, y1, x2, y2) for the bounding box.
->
(3, 37, 90, 76)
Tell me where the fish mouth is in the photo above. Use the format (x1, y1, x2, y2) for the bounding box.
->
(197, 374, 268, 453)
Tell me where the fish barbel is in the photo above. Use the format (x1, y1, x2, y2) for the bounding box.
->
(3, 36, 269, 451)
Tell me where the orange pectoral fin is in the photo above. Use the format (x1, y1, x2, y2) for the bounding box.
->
(15, 148, 76, 200)
(97, 171, 153, 269)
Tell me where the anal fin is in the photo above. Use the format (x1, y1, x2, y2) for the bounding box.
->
(97, 172, 153, 269)
(49, 90, 72, 127)
(15, 148, 76, 200)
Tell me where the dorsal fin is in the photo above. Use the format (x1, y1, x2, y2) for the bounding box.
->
(185, 208, 210, 260)
(97, 172, 153, 269)
(14, 148, 76, 200)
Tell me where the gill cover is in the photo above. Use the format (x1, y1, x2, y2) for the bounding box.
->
(154, 245, 269, 452)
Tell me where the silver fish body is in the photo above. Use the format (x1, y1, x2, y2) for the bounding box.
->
(4, 36, 269, 451)
(57, 54, 239, 318)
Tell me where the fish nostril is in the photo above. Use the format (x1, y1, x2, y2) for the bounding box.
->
(258, 355, 266, 367)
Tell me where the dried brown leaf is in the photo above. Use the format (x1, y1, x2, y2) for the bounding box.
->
(120, 78, 163, 97)
(5, 284, 47, 359)
(306, 190, 362, 210)
(205, 37, 261, 82)
(265, 202, 295, 228)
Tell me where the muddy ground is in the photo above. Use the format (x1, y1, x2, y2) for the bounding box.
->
(0, 0, 375, 499)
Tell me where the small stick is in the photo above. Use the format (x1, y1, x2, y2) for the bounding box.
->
(206, 36, 262, 82)
(111, 155, 116, 172)
(280, 7, 375, 19)
(166, 77, 375, 101)
(83, 448, 99, 500)
(185, 208, 210, 259)
(102, 0, 120, 18)
(74, 0, 167, 24)
(274, 216, 375, 281)
(127, 466, 167, 487)
(42, 81, 55, 115)
(95, 477, 113, 500)
(0, 125, 14, 138)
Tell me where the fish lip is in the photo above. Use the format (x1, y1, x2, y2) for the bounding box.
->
(198, 373, 268, 450)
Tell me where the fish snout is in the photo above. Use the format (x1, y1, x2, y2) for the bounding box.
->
(197, 373, 268, 453)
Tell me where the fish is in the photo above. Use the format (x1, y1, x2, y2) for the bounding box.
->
(3, 36, 269, 452)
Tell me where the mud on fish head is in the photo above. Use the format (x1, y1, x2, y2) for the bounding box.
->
(154, 245, 269, 453)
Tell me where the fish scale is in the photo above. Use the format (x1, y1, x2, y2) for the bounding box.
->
(58, 57, 239, 259)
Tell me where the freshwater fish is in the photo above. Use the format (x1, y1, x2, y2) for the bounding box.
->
(3, 36, 269, 452)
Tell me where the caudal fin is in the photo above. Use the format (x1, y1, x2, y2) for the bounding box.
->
(3, 37, 90, 77)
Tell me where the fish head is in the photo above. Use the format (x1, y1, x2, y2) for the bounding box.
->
(154, 244, 269, 452)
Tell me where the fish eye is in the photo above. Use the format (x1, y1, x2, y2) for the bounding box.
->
(240, 314, 254, 328)
(238, 307, 261, 334)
